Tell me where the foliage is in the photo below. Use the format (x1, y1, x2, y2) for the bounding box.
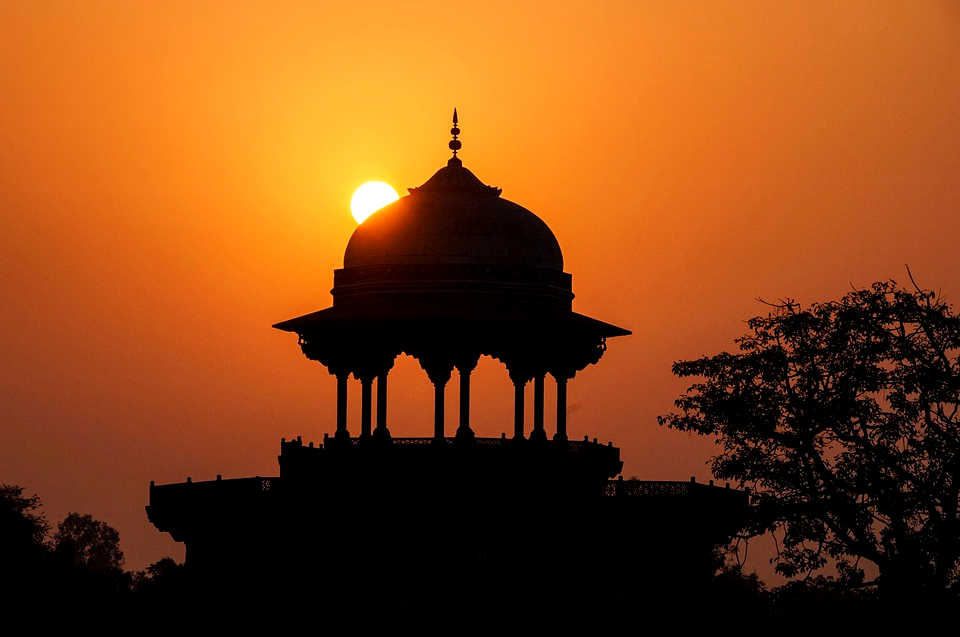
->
(1, 484, 51, 598)
(54, 511, 125, 573)
(659, 281, 960, 600)
(704, 567, 879, 627)
(0, 484, 49, 551)
(132, 556, 186, 598)
(1, 485, 190, 614)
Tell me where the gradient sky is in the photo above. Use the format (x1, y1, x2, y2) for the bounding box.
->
(3, 2, 959, 580)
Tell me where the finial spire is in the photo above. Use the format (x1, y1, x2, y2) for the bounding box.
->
(449, 108, 462, 159)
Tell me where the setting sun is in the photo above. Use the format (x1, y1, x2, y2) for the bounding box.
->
(351, 181, 399, 224)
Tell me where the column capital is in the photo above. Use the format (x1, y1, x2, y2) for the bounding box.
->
(454, 352, 480, 374)
(418, 354, 453, 387)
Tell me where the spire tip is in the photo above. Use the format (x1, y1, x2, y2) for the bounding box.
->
(449, 108, 462, 158)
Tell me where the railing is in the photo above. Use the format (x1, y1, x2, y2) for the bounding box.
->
(299, 435, 618, 452)
(604, 480, 692, 497)
(604, 479, 747, 500)
(388, 437, 613, 451)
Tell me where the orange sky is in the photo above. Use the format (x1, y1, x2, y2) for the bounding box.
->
(2, 2, 959, 580)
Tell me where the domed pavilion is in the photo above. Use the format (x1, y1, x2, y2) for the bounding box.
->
(273, 110, 630, 449)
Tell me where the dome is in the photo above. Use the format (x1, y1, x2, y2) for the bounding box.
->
(274, 113, 629, 356)
(343, 157, 564, 271)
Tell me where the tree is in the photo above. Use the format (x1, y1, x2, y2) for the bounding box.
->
(0, 484, 50, 589)
(54, 512, 125, 573)
(132, 556, 186, 601)
(659, 280, 960, 603)
(0, 485, 48, 552)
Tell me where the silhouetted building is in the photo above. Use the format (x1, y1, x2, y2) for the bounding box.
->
(147, 113, 747, 614)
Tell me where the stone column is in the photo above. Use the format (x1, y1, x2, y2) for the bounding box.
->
(359, 376, 373, 441)
(423, 364, 452, 443)
(374, 372, 391, 441)
(335, 372, 350, 442)
(509, 371, 528, 440)
(433, 378, 447, 442)
(553, 374, 569, 442)
(455, 356, 479, 443)
(530, 374, 547, 442)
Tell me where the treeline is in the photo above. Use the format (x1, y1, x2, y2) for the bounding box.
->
(1, 484, 184, 615)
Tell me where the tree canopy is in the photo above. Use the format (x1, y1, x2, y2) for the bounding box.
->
(659, 281, 960, 602)
(54, 512, 125, 573)
(1, 485, 188, 615)
(1, 484, 50, 589)
(0, 484, 48, 550)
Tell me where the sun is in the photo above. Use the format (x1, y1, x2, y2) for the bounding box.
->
(351, 181, 399, 224)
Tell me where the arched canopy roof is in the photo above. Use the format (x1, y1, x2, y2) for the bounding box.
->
(343, 158, 564, 272)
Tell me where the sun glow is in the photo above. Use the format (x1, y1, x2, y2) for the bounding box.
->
(351, 182, 399, 224)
